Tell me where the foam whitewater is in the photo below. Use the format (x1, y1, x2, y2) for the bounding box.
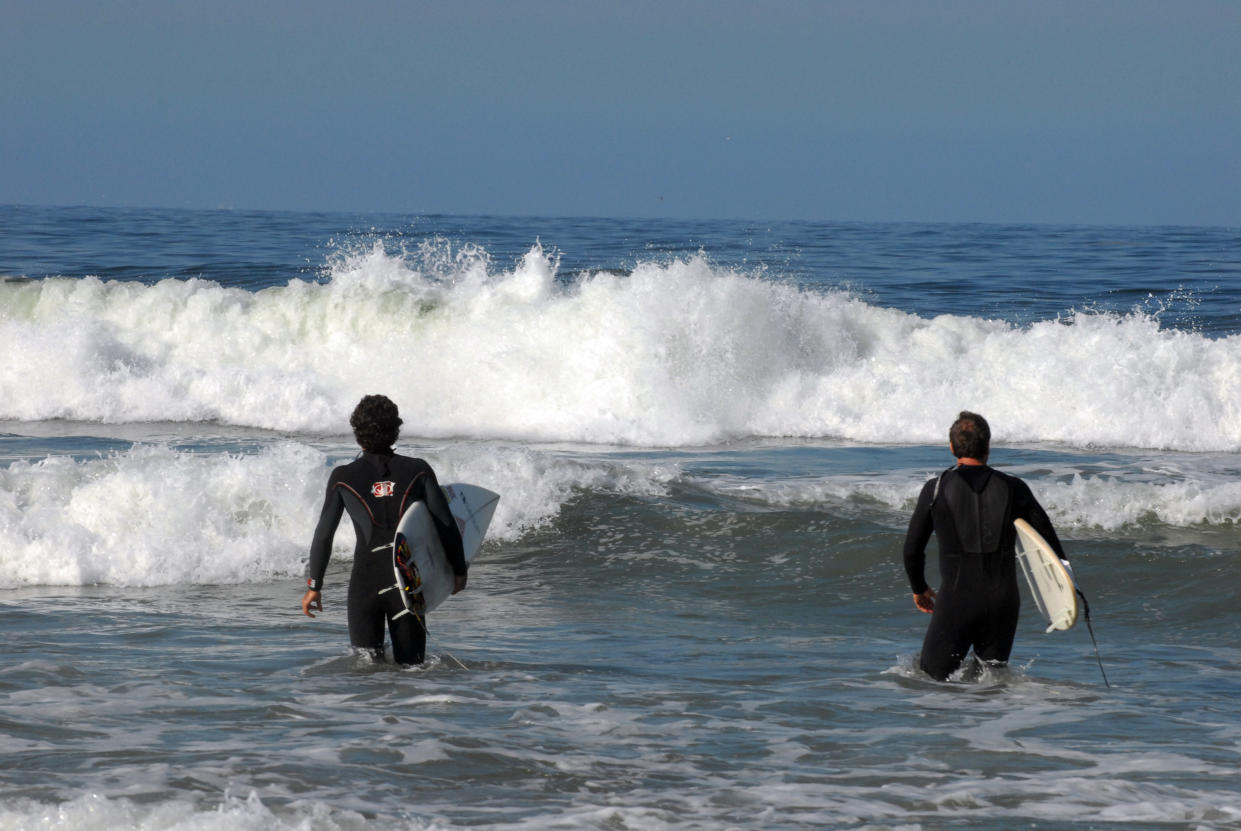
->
(4, 435, 1241, 588)
(4, 239, 1241, 589)
(3, 241, 1240, 450)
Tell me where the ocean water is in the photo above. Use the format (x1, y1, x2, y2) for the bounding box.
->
(1, 204, 1240, 830)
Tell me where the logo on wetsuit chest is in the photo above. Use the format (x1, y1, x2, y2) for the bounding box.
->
(371, 481, 396, 497)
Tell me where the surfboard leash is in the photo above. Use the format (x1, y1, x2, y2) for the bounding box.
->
(1077, 588, 1111, 689)
(409, 609, 469, 672)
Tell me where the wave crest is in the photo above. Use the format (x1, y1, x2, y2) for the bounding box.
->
(3, 244, 1239, 450)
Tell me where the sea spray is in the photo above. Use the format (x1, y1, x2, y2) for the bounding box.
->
(4, 246, 1240, 449)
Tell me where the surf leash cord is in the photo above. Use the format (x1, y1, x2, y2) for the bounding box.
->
(411, 608, 469, 672)
(1077, 588, 1110, 689)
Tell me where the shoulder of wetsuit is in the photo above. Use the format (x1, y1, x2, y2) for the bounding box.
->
(328, 457, 365, 486)
(997, 470, 1036, 498)
(929, 465, 960, 506)
(388, 454, 435, 480)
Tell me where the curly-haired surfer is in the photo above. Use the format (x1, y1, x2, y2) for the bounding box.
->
(300, 395, 466, 665)
(902, 411, 1066, 680)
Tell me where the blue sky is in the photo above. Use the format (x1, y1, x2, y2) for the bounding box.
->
(3, 0, 1238, 226)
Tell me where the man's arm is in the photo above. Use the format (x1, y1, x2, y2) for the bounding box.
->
(301, 478, 344, 617)
(903, 479, 937, 602)
(422, 469, 468, 592)
(1013, 479, 1067, 560)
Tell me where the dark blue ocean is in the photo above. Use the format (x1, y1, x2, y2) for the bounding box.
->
(2, 205, 1240, 830)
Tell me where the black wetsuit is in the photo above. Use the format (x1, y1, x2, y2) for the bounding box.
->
(305, 451, 466, 665)
(902, 464, 1065, 681)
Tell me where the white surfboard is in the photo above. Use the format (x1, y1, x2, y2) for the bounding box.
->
(391, 483, 499, 617)
(1013, 518, 1079, 633)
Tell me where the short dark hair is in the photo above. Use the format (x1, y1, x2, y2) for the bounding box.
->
(949, 411, 991, 460)
(350, 394, 402, 453)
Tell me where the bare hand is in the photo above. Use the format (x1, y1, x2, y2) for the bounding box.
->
(913, 588, 936, 614)
(301, 589, 323, 618)
(452, 573, 468, 595)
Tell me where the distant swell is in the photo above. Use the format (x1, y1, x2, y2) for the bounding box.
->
(3, 243, 1240, 451)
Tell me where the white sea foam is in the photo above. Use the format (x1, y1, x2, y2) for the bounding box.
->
(695, 453, 1241, 533)
(1, 435, 1234, 589)
(1, 771, 1237, 831)
(3, 244, 1240, 450)
(0, 441, 675, 588)
(0, 443, 320, 588)
(0, 791, 422, 831)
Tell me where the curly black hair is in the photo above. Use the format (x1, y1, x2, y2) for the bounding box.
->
(350, 394, 403, 453)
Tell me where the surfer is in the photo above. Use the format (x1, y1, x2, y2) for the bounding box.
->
(902, 411, 1066, 681)
(299, 394, 467, 665)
